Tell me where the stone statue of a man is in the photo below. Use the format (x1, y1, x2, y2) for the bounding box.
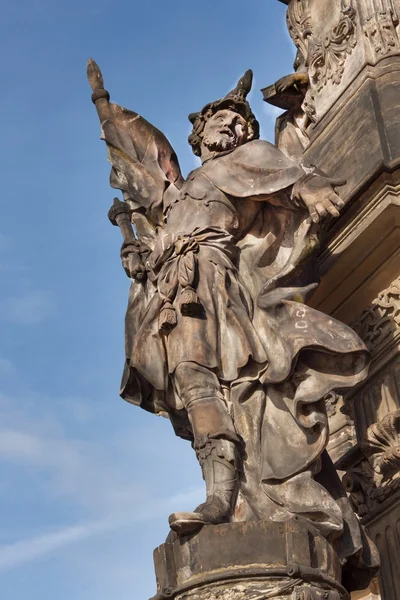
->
(88, 62, 377, 586)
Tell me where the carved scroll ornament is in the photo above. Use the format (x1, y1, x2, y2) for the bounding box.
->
(287, 0, 357, 92)
(362, 0, 400, 57)
(345, 410, 400, 516)
(351, 276, 400, 356)
(363, 409, 400, 484)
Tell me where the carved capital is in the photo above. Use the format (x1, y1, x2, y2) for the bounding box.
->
(362, 409, 400, 483)
(361, 0, 400, 58)
(345, 410, 400, 516)
(351, 276, 400, 357)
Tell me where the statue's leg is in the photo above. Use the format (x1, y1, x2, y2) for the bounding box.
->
(169, 361, 241, 535)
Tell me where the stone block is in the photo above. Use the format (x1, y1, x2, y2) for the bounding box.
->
(151, 520, 345, 600)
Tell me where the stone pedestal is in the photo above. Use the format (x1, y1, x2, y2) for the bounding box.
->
(150, 521, 347, 600)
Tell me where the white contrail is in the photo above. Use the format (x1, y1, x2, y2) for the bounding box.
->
(0, 487, 203, 571)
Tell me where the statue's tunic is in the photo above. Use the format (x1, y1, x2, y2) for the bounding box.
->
(149, 175, 268, 382)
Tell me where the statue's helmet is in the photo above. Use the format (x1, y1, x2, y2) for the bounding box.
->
(188, 69, 260, 156)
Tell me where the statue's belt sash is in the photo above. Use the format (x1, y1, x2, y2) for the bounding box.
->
(149, 227, 237, 330)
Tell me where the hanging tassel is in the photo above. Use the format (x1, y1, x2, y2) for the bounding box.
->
(159, 301, 177, 334)
(180, 286, 201, 317)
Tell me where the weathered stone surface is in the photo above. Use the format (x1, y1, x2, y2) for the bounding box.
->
(274, 0, 400, 123)
(325, 393, 357, 465)
(88, 61, 374, 572)
(89, 4, 384, 596)
(352, 277, 400, 360)
(151, 521, 345, 600)
(271, 3, 400, 599)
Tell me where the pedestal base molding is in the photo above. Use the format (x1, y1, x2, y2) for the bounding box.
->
(151, 521, 347, 600)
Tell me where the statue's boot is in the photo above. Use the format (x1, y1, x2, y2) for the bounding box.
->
(169, 438, 239, 535)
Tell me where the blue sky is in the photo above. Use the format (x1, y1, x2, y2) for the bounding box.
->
(0, 2, 295, 598)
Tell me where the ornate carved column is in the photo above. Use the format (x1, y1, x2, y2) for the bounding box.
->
(343, 281, 400, 600)
(272, 2, 400, 598)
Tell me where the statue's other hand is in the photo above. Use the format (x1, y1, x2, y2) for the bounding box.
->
(121, 243, 146, 281)
(293, 174, 346, 224)
(275, 72, 309, 95)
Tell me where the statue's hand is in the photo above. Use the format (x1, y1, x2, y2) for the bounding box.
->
(121, 242, 146, 281)
(292, 174, 346, 224)
(275, 72, 309, 94)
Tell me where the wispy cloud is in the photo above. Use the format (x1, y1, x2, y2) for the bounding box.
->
(0, 425, 144, 513)
(0, 390, 203, 577)
(0, 520, 113, 571)
(0, 487, 203, 572)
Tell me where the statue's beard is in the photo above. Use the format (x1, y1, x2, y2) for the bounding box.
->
(202, 130, 238, 153)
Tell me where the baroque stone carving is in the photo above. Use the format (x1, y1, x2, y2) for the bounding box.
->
(88, 60, 379, 597)
(345, 410, 400, 516)
(285, 0, 313, 72)
(362, 0, 400, 57)
(351, 276, 400, 357)
(152, 521, 347, 600)
(364, 409, 400, 483)
(262, 51, 315, 162)
(286, 0, 357, 92)
(175, 584, 342, 600)
(325, 391, 340, 418)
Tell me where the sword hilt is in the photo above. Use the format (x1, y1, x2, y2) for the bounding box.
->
(108, 198, 145, 281)
(108, 198, 136, 242)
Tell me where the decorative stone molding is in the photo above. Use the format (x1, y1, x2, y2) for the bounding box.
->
(286, 0, 357, 92)
(363, 409, 400, 484)
(174, 585, 342, 599)
(361, 0, 400, 58)
(351, 276, 400, 357)
(325, 391, 340, 418)
(308, 4, 357, 91)
(344, 410, 400, 516)
(152, 521, 346, 600)
(286, 0, 313, 71)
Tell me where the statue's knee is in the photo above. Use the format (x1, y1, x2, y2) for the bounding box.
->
(188, 397, 241, 449)
(174, 362, 196, 385)
(174, 361, 222, 405)
(173, 362, 241, 448)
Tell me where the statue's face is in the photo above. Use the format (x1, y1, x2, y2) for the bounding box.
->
(201, 109, 248, 156)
